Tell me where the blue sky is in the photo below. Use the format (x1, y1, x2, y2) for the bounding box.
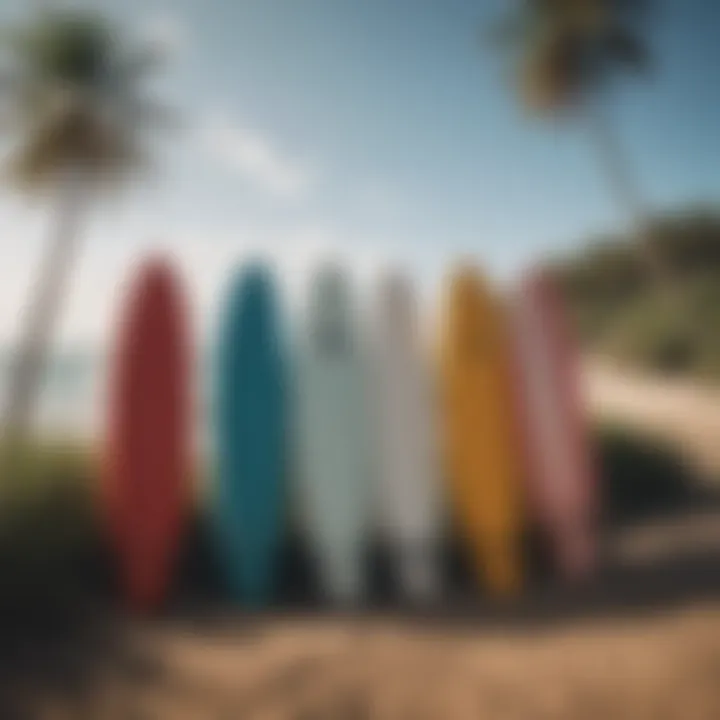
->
(0, 0, 717, 347)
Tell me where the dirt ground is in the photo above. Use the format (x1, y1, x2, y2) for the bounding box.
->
(3, 602, 719, 720)
(2, 362, 720, 719)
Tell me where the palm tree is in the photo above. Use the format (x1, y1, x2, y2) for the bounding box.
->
(0, 9, 171, 442)
(493, 0, 671, 288)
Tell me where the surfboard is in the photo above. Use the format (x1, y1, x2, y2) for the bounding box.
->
(295, 265, 371, 604)
(438, 266, 523, 597)
(213, 263, 286, 605)
(371, 273, 442, 602)
(510, 268, 596, 580)
(104, 256, 192, 613)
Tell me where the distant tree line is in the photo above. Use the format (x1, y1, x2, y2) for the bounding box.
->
(549, 206, 720, 377)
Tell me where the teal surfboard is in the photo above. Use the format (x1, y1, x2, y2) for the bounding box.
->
(295, 265, 373, 603)
(213, 263, 286, 605)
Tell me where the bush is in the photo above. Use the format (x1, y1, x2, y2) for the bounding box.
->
(596, 425, 699, 526)
(550, 205, 720, 380)
(0, 442, 102, 617)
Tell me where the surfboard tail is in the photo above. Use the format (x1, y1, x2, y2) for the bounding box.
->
(555, 523, 597, 582)
(214, 527, 279, 606)
(321, 549, 365, 605)
(121, 553, 174, 615)
(242, 548, 280, 606)
(397, 544, 440, 603)
(474, 533, 524, 598)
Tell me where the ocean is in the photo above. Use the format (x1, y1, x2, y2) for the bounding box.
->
(0, 350, 213, 445)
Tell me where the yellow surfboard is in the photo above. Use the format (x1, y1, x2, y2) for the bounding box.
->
(438, 266, 523, 596)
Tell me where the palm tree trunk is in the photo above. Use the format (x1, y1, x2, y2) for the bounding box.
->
(2, 178, 86, 444)
(585, 104, 674, 293)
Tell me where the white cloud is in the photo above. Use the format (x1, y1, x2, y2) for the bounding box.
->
(199, 113, 315, 200)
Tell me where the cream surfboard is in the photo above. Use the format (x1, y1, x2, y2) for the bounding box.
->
(371, 273, 442, 602)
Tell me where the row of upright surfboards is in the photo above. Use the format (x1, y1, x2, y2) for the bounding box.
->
(103, 258, 596, 613)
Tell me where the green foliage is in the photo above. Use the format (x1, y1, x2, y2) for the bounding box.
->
(8, 11, 114, 86)
(492, 0, 652, 113)
(601, 292, 695, 373)
(0, 8, 170, 189)
(0, 442, 101, 614)
(550, 207, 720, 378)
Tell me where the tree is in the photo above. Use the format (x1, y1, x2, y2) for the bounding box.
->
(0, 9, 171, 442)
(492, 0, 671, 288)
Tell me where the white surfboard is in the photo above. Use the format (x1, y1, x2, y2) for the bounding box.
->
(294, 265, 372, 603)
(371, 273, 442, 601)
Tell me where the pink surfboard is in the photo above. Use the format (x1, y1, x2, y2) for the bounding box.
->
(510, 268, 597, 580)
(103, 256, 193, 613)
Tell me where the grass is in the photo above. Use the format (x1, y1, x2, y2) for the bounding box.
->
(0, 442, 103, 621)
(591, 276, 720, 378)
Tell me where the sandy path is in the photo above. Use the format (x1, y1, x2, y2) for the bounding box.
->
(583, 360, 720, 478)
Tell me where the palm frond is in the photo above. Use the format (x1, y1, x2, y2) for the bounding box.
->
(484, 9, 533, 49)
(604, 24, 650, 73)
(0, 8, 175, 191)
(491, 0, 653, 114)
(520, 28, 589, 112)
(609, 0, 652, 20)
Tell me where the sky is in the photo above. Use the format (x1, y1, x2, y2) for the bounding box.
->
(0, 0, 718, 349)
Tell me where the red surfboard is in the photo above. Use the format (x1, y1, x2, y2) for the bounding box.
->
(510, 268, 597, 580)
(103, 256, 192, 613)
